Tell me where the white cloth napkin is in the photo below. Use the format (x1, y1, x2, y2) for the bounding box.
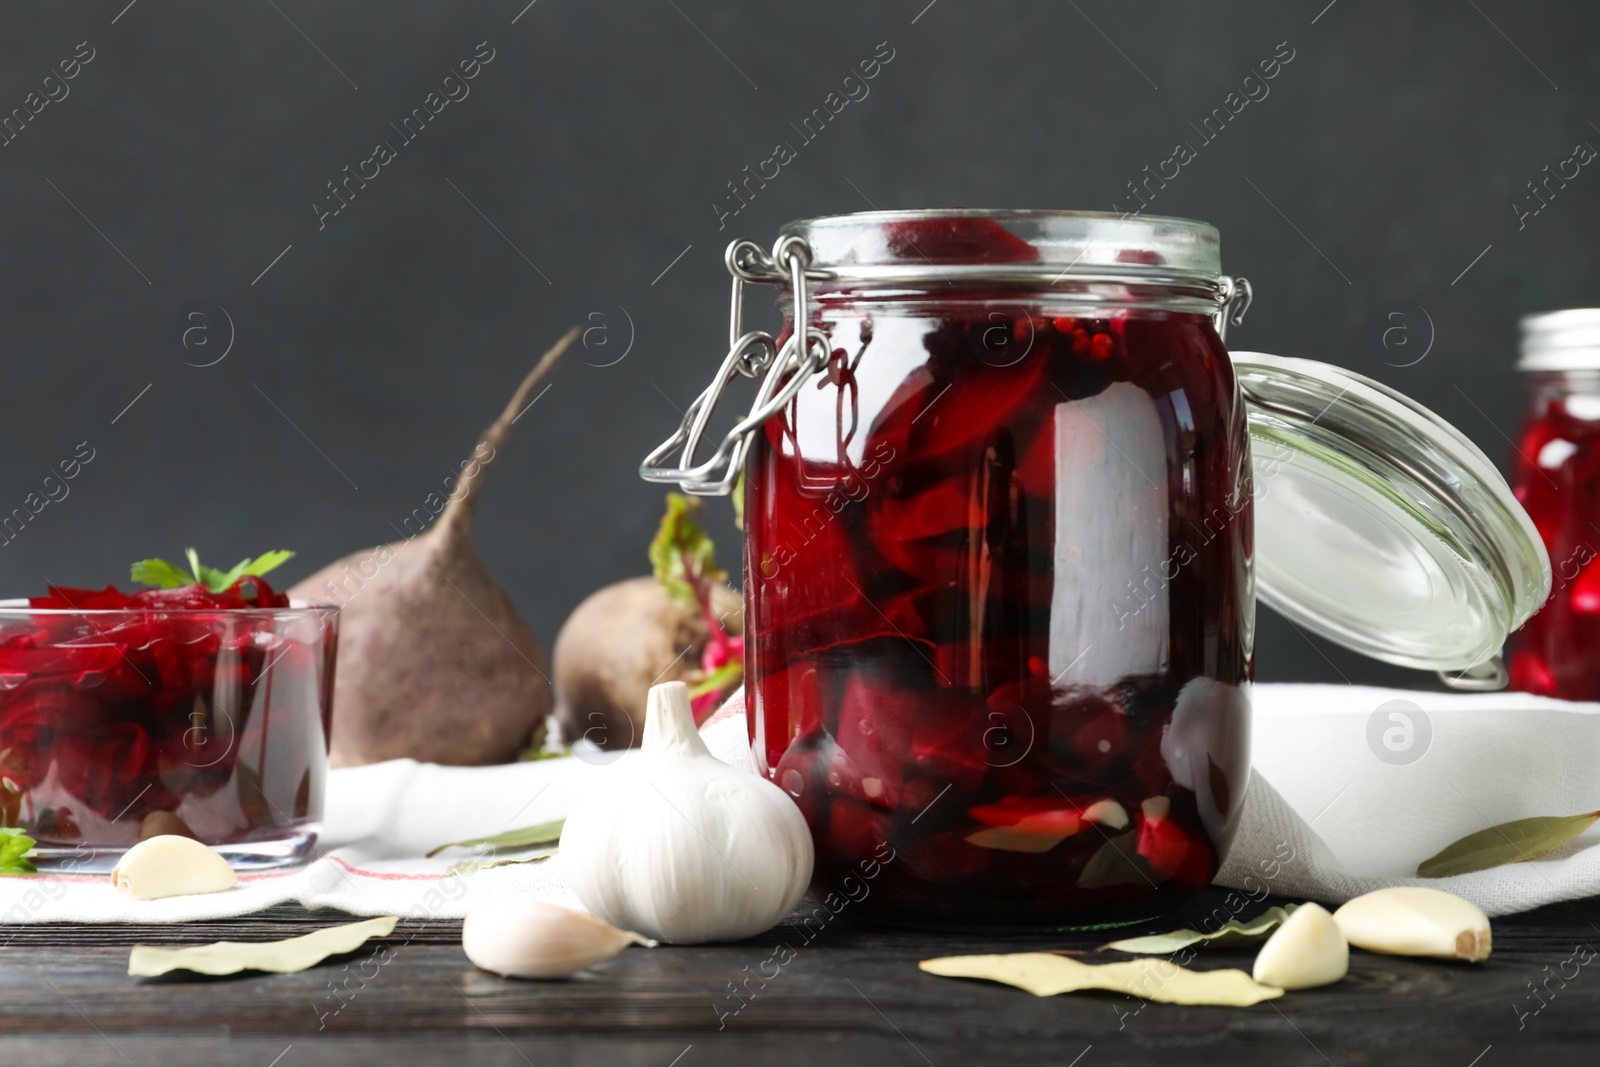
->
(2, 683, 1596, 924)
(1214, 683, 1600, 916)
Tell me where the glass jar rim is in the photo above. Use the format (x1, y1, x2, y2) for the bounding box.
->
(1519, 308, 1600, 371)
(0, 598, 340, 618)
(779, 208, 1223, 279)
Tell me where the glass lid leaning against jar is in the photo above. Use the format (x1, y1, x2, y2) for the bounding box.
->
(642, 209, 1551, 929)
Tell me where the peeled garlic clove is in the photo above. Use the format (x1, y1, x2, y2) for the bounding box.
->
(462, 899, 655, 979)
(1083, 799, 1129, 830)
(1332, 887, 1491, 962)
(111, 835, 238, 900)
(1251, 902, 1348, 990)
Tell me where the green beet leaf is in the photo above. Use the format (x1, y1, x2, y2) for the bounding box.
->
(1417, 811, 1600, 878)
(425, 818, 565, 858)
(649, 494, 725, 613)
(686, 659, 741, 699)
(1102, 905, 1300, 954)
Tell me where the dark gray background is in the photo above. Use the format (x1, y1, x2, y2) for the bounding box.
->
(0, 0, 1594, 686)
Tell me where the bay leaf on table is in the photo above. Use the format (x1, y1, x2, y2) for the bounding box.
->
(444, 849, 558, 877)
(129, 916, 398, 978)
(919, 952, 1283, 1006)
(1417, 811, 1600, 878)
(426, 818, 565, 858)
(1102, 904, 1300, 954)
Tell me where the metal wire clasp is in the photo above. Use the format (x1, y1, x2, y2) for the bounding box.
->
(639, 236, 830, 496)
(1215, 275, 1253, 342)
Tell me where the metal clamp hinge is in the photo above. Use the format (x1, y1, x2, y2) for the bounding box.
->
(640, 236, 829, 496)
(1215, 275, 1253, 342)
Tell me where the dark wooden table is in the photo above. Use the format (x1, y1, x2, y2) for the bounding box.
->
(2, 887, 1596, 1066)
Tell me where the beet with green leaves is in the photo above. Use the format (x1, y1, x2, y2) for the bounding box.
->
(552, 494, 743, 751)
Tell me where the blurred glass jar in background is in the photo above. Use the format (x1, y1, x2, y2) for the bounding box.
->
(1510, 310, 1600, 699)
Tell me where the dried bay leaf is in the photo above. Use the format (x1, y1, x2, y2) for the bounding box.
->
(129, 916, 398, 978)
(444, 850, 557, 877)
(1417, 811, 1600, 878)
(1076, 830, 1155, 890)
(1102, 904, 1300, 954)
(920, 952, 1282, 1006)
(426, 818, 565, 858)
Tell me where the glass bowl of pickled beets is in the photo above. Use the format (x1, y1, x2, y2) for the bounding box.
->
(0, 554, 337, 871)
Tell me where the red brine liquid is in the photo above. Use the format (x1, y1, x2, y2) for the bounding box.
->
(743, 220, 1252, 927)
(0, 577, 336, 868)
(1509, 382, 1600, 699)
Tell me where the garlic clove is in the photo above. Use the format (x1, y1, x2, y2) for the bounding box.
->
(1083, 799, 1129, 830)
(1332, 887, 1491, 962)
(462, 899, 655, 979)
(1251, 902, 1348, 990)
(111, 835, 238, 900)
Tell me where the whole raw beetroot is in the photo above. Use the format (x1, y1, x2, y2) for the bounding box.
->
(552, 576, 741, 751)
(291, 328, 578, 767)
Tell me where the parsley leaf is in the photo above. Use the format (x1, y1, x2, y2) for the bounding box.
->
(130, 558, 196, 589)
(132, 549, 295, 594)
(241, 550, 295, 580)
(0, 828, 36, 875)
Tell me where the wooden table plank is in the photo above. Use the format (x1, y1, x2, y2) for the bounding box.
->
(1, 888, 1596, 1066)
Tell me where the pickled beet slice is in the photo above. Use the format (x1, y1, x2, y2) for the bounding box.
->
(1014, 420, 1058, 499)
(1133, 797, 1212, 885)
(1510, 648, 1557, 695)
(31, 585, 131, 610)
(752, 661, 826, 772)
(125, 576, 290, 609)
(1136, 806, 1189, 875)
(831, 674, 910, 808)
(877, 480, 980, 542)
(875, 349, 1046, 467)
(31, 577, 291, 612)
(822, 673, 994, 811)
(965, 795, 1128, 854)
(866, 486, 979, 584)
(820, 793, 894, 871)
(906, 697, 989, 792)
(51, 722, 175, 821)
(1571, 557, 1600, 614)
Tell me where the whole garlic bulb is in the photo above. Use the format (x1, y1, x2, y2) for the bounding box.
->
(560, 681, 814, 944)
